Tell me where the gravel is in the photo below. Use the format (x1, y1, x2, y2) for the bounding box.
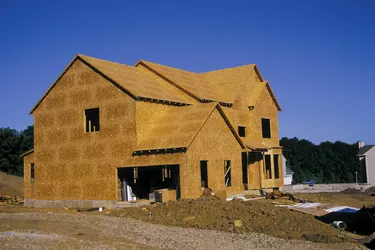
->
(0, 212, 364, 250)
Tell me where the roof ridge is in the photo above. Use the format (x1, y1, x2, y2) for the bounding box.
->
(136, 60, 198, 74)
(186, 103, 218, 149)
(199, 64, 255, 75)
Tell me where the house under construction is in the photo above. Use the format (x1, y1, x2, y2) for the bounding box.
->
(22, 54, 283, 207)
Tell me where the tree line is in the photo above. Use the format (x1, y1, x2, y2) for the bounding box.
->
(280, 137, 360, 184)
(0, 126, 360, 184)
(0, 126, 33, 176)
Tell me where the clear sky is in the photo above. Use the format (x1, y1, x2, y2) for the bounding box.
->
(0, 0, 374, 144)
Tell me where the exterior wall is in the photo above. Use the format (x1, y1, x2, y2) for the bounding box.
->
(135, 102, 181, 143)
(33, 59, 137, 201)
(183, 109, 243, 198)
(282, 155, 293, 185)
(23, 152, 35, 199)
(231, 69, 260, 111)
(284, 175, 293, 185)
(247, 148, 284, 189)
(365, 148, 375, 185)
(225, 76, 282, 189)
(249, 87, 279, 146)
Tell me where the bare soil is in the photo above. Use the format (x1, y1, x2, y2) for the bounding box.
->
(0, 172, 23, 198)
(111, 196, 353, 244)
(0, 211, 364, 250)
(294, 192, 375, 208)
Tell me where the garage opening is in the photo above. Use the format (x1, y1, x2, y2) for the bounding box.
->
(117, 165, 180, 202)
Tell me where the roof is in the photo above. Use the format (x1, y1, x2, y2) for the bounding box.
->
(30, 55, 194, 113)
(30, 54, 281, 114)
(136, 60, 230, 104)
(20, 148, 34, 157)
(242, 138, 282, 152)
(199, 64, 256, 104)
(285, 166, 294, 175)
(357, 145, 375, 156)
(134, 103, 245, 152)
(244, 139, 270, 152)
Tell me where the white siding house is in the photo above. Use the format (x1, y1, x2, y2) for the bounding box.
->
(282, 155, 294, 185)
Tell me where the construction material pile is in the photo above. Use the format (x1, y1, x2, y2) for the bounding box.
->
(113, 196, 349, 243)
(0, 194, 22, 205)
(265, 190, 310, 203)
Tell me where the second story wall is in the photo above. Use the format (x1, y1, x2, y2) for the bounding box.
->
(249, 86, 279, 146)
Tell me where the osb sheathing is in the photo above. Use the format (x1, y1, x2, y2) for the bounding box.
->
(136, 103, 220, 151)
(249, 86, 280, 146)
(200, 64, 257, 104)
(136, 64, 198, 104)
(222, 69, 283, 189)
(23, 152, 34, 199)
(183, 109, 243, 198)
(247, 148, 284, 189)
(29, 54, 283, 202)
(33, 59, 138, 200)
(136, 60, 228, 103)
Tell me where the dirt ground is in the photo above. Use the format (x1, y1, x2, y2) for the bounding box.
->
(0, 175, 372, 249)
(0, 172, 23, 198)
(112, 196, 358, 244)
(0, 208, 365, 250)
(294, 190, 375, 208)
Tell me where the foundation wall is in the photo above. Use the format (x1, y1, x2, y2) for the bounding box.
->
(183, 109, 243, 198)
(24, 199, 116, 208)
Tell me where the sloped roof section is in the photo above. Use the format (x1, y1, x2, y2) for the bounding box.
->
(135, 103, 245, 152)
(242, 138, 282, 151)
(285, 166, 294, 175)
(357, 145, 374, 156)
(30, 55, 195, 113)
(79, 55, 194, 104)
(200, 64, 256, 104)
(136, 60, 230, 104)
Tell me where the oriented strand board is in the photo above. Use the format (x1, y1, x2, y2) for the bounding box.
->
(25, 54, 283, 204)
(23, 152, 34, 199)
(183, 109, 243, 198)
(33, 59, 137, 200)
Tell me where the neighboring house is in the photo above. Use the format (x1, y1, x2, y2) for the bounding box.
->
(357, 142, 375, 184)
(22, 54, 283, 208)
(282, 155, 294, 185)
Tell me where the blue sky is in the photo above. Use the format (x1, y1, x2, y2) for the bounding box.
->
(0, 0, 374, 144)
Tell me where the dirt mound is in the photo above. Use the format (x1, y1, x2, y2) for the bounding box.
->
(113, 196, 348, 243)
(340, 188, 361, 194)
(366, 186, 375, 193)
(0, 172, 23, 198)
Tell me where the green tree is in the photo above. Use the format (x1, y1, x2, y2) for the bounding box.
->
(280, 137, 359, 184)
(0, 125, 34, 176)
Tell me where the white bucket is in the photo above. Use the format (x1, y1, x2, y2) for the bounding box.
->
(99, 207, 103, 212)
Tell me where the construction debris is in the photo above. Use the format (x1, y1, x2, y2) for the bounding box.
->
(265, 191, 310, 203)
(0, 194, 23, 205)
